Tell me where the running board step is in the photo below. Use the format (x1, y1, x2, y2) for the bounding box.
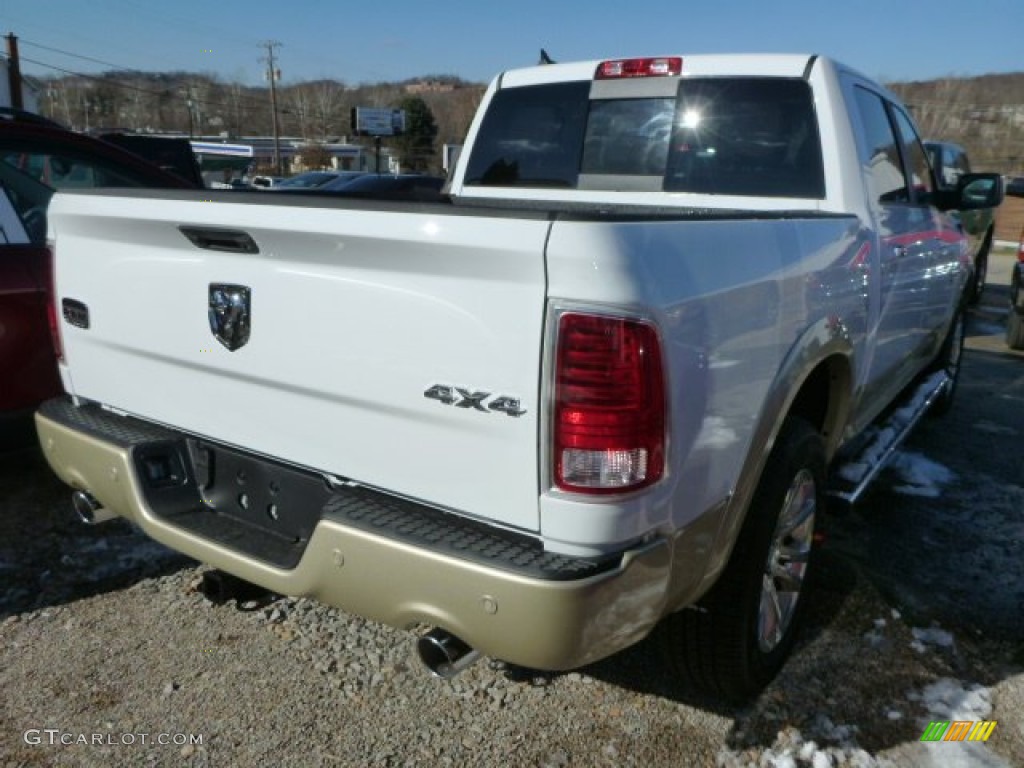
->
(827, 372, 949, 506)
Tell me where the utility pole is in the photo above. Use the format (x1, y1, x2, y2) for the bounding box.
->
(6, 34, 23, 110)
(182, 84, 200, 138)
(260, 41, 283, 176)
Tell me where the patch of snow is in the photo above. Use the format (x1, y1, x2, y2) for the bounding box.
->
(899, 679, 1010, 768)
(911, 626, 955, 650)
(888, 451, 955, 498)
(717, 723, 885, 768)
(916, 678, 992, 721)
(972, 420, 1018, 436)
(863, 629, 887, 648)
(839, 460, 871, 484)
(862, 427, 897, 467)
(836, 374, 950, 487)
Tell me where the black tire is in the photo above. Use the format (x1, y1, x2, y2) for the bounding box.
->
(1008, 311, 1024, 351)
(660, 417, 825, 703)
(968, 230, 992, 305)
(928, 306, 966, 417)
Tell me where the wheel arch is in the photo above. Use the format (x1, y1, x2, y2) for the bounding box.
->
(786, 353, 853, 463)
(672, 320, 855, 610)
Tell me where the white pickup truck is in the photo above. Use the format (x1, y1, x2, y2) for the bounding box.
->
(36, 54, 1002, 701)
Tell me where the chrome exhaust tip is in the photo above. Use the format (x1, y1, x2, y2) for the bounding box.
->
(71, 490, 116, 525)
(416, 628, 481, 679)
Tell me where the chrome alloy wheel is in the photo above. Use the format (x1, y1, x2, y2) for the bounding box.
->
(758, 468, 817, 653)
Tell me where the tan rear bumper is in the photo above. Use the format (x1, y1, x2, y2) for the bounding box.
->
(36, 403, 674, 671)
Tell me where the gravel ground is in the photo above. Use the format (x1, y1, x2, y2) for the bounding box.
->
(1, 289, 1022, 767)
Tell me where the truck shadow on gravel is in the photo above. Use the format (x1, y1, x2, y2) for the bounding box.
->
(500, 542, 861, 709)
(0, 446, 193, 619)
(506, 522, 1020, 759)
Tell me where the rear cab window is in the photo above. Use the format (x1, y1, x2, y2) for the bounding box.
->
(464, 76, 825, 199)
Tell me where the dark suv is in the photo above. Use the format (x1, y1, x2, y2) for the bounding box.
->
(925, 141, 998, 303)
(0, 110, 195, 449)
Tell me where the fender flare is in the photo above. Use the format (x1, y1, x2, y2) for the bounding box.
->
(679, 314, 855, 606)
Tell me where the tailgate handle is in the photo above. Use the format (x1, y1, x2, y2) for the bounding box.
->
(179, 226, 259, 254)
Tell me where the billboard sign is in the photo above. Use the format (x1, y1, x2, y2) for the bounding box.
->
(352, 107, 406, 137)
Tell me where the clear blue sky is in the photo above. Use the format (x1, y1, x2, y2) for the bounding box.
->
(3, 0, 1022, 86)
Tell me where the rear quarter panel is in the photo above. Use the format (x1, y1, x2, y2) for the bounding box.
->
(539, 214, 865, 552)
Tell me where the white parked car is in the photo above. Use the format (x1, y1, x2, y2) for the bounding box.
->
(249, 175, 283, 189)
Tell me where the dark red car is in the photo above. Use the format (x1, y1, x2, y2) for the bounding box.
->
(0, 110, 196, 450)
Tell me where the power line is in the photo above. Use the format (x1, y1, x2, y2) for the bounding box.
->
(19, 55, 168, 96)
(20, 38, 143, 74)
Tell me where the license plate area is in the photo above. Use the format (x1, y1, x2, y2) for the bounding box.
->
(186, 439, 333, 547)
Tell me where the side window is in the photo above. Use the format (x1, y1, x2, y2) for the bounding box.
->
(954, 148, 971, 175)
(464, 82, 590, 188)
(853, 87, 907, 204)
(890, 107, 934, 202)
(0, 161, 54, 245)
(2, 151, 145, 190)
(940, 146, 971, 188)
(0, 187, 31, 244)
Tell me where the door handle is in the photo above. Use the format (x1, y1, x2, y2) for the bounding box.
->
(179, 226, 259, 254)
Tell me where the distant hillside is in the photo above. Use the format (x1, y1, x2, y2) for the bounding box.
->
(31, 69, 1024, 174)
(888, 72, 1024, 173)
(33, 70, 485, 173)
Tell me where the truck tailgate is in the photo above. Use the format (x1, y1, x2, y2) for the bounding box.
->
(49, 191, 550, 532)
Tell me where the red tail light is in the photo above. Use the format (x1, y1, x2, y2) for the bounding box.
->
(596, 57, 682, 80)
(554, 313, 666, 494)
(1017, 227, 1024, 264)
(45, 241, 64, 363)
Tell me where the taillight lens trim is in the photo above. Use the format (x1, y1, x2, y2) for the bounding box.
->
(45, 239, 64, 363)
(595, 57, 683, 80)
(551, 309, 667, 495)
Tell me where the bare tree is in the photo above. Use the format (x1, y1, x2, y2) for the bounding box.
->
(285, 84, 313, 138)
(298, 143, 332, 170)
(312, 80, 346, 139)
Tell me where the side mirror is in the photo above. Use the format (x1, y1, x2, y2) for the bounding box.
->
(957, 173, 1004, 209)
(934, 172, 1004, 211)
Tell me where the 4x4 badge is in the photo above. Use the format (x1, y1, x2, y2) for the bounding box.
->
(423, 384, 526, 417)
(208, 284, 251, 351)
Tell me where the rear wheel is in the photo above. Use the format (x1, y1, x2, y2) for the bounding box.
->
(660, 417, 824, 702)
(968, 230, 992, 305)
